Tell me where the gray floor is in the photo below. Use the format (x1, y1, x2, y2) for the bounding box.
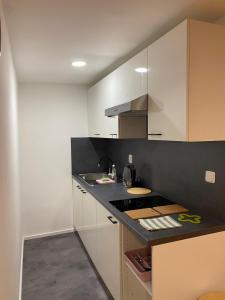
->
(22, 233, 111, 300)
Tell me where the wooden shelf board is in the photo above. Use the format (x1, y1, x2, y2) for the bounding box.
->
(124, 260, 152, 296)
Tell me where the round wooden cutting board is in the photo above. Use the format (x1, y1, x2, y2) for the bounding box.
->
(127, 187, 152, 195)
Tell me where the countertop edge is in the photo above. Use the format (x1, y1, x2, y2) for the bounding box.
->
(72, 174, 225, 246)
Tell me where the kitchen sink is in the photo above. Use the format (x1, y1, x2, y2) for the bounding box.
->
(78, 172, 108, 186)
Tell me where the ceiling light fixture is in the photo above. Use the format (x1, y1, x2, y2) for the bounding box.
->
(72, 61, 87, 67)
(135, 67, 148, 73)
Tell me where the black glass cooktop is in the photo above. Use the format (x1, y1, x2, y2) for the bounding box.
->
(110, 196, 174, 212)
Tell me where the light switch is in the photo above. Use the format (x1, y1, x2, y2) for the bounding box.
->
(205, 170, 216, 184)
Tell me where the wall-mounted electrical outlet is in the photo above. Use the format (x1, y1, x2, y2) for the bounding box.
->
(205, 170, 216, 184)
(128, 154, 133, 164)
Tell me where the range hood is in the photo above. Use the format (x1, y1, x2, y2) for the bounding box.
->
(105, 94, 148, 139)
(105, 94, 148, 117)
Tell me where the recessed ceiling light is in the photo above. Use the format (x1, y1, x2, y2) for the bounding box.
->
(135, 67, 148, 73)
(72, 61, 87, 67)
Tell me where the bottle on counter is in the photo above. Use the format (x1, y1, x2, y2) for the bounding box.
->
(122, 164, 136, 187)
(111, 164, 117, 182)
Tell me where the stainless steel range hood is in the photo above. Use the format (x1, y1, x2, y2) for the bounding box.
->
(105, 94, 148, 117)
(105, 94, 148, 139)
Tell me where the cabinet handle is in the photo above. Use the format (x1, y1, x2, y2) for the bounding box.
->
(81, 190, 86, 194)
(94, 134, 101, 136)
(148, 133, 162, 136)
(107, 216, 117, 224)
(109, 134, 117, 138)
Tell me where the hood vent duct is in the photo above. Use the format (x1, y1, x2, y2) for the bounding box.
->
(105, 94, 148, 117)
(105, 94, 148, 139)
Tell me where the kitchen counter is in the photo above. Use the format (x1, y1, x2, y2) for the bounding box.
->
(73, 174, 225, 245)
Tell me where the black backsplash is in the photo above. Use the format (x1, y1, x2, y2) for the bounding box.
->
(71, 138, 109, 174)
(71, 138, 225, 221)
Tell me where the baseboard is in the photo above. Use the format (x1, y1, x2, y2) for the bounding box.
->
(24, 228, 74, 241)
(19, 237, 24, 300)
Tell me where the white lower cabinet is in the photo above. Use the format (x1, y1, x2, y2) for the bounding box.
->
(95, 202, 121, 300)
(73, 179, 97, 262)
(80, 192, 97, 263)
(72, 178, 121, 299)
(72, 179, 84, 232)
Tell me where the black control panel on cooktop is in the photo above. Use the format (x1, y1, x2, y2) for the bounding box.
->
(110, 196, 174, 212)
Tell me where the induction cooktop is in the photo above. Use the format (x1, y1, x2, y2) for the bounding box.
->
(110, 196, 174, 212)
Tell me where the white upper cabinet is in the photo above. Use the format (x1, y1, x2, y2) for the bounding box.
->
(148, 21, 187, 141)
(89, 19, 225, 141)
(87, 48, 148, 139)
(105, 48, 148, 107)
(148, 19, 225, 141)
(88, 79, 118, 138)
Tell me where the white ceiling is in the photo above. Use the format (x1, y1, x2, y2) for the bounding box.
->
(3, 0, 225, 85)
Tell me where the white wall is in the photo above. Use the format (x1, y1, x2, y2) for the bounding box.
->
(0, 2, 22, 300)
(19, 83, 88, 237)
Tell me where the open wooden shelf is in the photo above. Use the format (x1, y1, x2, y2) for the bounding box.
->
(125, 260, 152, 296)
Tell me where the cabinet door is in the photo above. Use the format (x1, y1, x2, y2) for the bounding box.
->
(95, 203, 121, 300)
(96, 78, 118, 139)
(87, 84, 103, 138)
(88, 79, 118, 138)
(72, 179, 83, 232)
(87, 48, 147, 140)
(188, 20, 225, 141)
(107, 48, 148, 107)
(81, 193, 97, 263)
(148, 20, 187, 141)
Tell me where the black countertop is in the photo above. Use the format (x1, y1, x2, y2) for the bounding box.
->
(73, 174, 225, 246)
